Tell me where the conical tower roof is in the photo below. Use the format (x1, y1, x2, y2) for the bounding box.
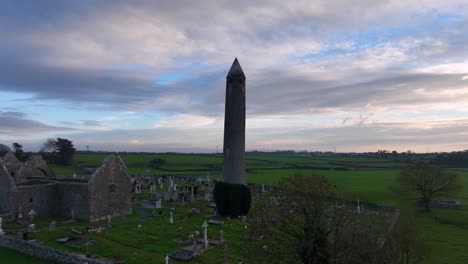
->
(227, 58, 245, 77)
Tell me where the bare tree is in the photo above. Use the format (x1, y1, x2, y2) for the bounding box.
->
(247, 173, 426, 264)
(40, 138, 56, 153)
(398, 161, 461, 212)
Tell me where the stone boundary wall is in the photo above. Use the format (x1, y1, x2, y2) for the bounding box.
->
(0, 235, 111, 264)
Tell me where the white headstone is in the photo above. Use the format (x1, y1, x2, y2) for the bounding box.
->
(138, 224, 142, 232)
(169, 212, 174, 224)
(49, 220, 56, 232)
(202, 221, 209, 248)
(0, 217, 4, 235)
(107, 215, 112, 226)
(165, 255, 169, 264)
(28, 209, 36, 223)
(28, 224, 35, 233)
(156, 199, 162, 209)
(261, 184, 265, 193)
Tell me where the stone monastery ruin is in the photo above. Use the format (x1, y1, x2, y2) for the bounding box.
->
(0, 152, 132, 222)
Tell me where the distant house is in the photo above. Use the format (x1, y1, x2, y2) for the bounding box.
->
(0, 152, 132, 222)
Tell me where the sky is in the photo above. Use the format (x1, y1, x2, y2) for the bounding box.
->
(0, 0, 467, 153)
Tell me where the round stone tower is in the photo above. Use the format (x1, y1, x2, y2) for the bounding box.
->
(223, 58, 246, 185)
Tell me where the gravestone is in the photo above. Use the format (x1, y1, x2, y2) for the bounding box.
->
(49, 220, 56, 232)
(202, 221, 209, 249)
(28, 209, 36, 223)
(156, 199, 162, 209)
(169, 212, 174, 224)
(0, 217, 4, 235)
(28, 224, 35, 233)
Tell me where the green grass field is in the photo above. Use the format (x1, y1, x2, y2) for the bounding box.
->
(3, 153, 467, 263)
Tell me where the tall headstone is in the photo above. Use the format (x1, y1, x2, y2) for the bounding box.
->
(202, 221, 209, 248)
(223, 58, 246, 185)
(169, 212, 174, 224)
(0, 217, 4, 235)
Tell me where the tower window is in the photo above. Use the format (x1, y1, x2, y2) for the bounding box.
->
(109, 184, 115, 193)
(29, 197, 33, 203)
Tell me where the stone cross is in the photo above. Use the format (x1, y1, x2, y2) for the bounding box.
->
(0, 217, 4, 235)
(28, 209, 36, 223)
(169, 212, 174, 224)
(202, 221, 209, 248)
(220, 230, 224, 243)
(165, 255, 169, 264)
(49, 220, 56, 232)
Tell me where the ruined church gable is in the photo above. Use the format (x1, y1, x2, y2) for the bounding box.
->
(15, 154, 55, 183)
(88, 154, 132, 221)
(2, 151, 23, 177)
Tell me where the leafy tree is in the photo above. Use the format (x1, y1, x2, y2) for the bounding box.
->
(398, 161, 461, 212)
(0, 144, 10, 157)
(12, 142, 24, 161)
(54, 138, 76, 165)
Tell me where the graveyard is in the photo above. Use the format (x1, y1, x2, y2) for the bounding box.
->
(0, 175, 256, 263)
(1, 152, 466, 263)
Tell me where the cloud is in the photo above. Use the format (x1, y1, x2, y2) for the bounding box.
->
(0, 111, 74, 135)
(154, 114, 218, 129)
(0, 1, 467, 151)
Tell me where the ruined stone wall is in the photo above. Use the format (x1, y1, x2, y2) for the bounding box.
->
(11, 183, 58, 218)
(0, 159, 15, 214)
(0, 235, 111, 264)
(2, 152, 23, 178)
(14, 154, 55, 183)
(89, 154, 132, 222)
(56, 182, 90, 221)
